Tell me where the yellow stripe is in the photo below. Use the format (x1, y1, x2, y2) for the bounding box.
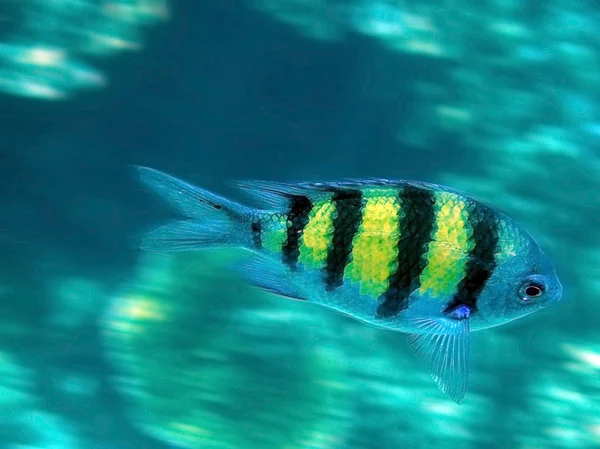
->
(298, 200, 335, 268)
(495, 218, 521, 260)
(418, 191, 473, 299)
(262, 214, 288, 253)
(344, 189, 400, 298)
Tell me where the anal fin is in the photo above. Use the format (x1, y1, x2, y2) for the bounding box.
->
(408, 316, 470, 403)
(237, 256, 306, 301)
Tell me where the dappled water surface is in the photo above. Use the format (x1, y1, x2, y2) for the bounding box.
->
(1, 1, 600, 449)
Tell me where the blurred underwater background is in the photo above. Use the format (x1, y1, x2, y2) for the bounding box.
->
(1, 0, 600, 448)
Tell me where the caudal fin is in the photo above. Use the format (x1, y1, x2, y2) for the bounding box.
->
(133, 166, 252, 252)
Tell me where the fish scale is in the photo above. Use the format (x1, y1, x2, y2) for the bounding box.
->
(344, 190, 400, 299)
(377, 186, 436, 317)
(282, 196, 312, 270)
(324, 190, 362, 291)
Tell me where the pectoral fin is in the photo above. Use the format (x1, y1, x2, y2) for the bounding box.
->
(408, 316, 470, 403)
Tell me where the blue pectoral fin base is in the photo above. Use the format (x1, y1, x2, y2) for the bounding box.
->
(237, 256, 307, 302)
(408, 317, 470, 403)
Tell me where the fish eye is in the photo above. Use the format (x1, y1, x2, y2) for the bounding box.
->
(518, 275, 547, 301)
(525, 285, 542, 297)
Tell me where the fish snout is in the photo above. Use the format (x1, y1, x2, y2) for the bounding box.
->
(541, 281, 563, 308)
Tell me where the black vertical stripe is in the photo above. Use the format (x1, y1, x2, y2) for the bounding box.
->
(282, 196, 313, 270)
(445, 206, 499, 314)
(324, 189, 363, 291)
(377, 185, 436, 318)
(251, 220, 262, 249)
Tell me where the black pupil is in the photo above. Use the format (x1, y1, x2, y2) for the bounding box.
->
(525, 285, 542, 297)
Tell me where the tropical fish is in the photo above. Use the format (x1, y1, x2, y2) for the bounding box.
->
(133, 166, 562, 402)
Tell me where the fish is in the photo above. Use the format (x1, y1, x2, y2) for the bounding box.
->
(133, 166, 562, 402)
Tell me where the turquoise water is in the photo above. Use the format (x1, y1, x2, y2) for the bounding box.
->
(1, 1, 599, 448)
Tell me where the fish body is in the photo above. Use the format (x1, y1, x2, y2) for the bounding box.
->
(134, 167, 562, 402)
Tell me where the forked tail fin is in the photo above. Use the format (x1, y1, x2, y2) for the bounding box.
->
(132, 166, 252, 252)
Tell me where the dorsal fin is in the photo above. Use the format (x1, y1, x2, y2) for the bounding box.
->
(231, 178, 470, 211)
(232, 180, 333, 210)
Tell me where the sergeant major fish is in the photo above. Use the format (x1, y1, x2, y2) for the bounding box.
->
(133, 166, 562, 402)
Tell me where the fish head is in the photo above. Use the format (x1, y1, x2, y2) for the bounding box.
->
(471, 232, 562, 330)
